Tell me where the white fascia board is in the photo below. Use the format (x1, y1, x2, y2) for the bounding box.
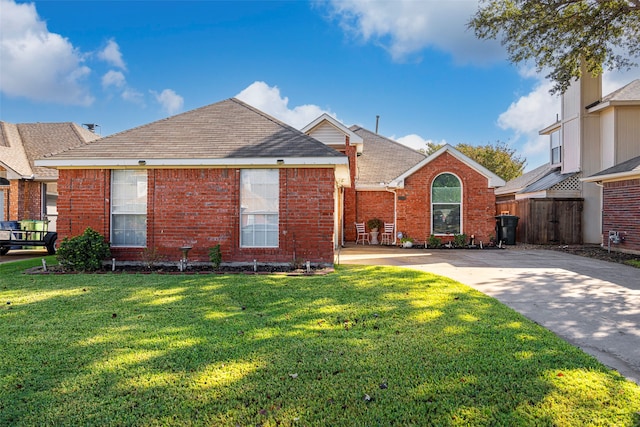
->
(581, 168, 640, 183)
(35, 156, 349, 169)
(539, 121, 561, 135)
(588, 100, 640, 113)
(391, 145, 506, 188)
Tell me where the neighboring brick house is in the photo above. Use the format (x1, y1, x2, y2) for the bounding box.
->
(0, 122, 99, 229)
(303, 116, 505, 246)
(583, 156, 640, 254)
(36, 99, 348, 266)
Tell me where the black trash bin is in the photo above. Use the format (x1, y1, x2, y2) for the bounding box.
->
(495, 215, 519, 245)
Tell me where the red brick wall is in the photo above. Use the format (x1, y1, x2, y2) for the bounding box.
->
(603, 179, 640, 254)
(355, 191, 395, 232)
(58, 167, 336, 265)
(399, 152, 496, 244)
(57, 170, 110, 239)
(7, 179, 43, 221)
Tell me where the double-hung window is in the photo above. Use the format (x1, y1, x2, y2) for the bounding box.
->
(111, 170, 147, 247)
(431, 173, 461, 235)
(240, 169, 279, 247)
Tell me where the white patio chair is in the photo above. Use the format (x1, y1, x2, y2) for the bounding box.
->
(381, 222, 395, 245)
(355, 222, 370, 245)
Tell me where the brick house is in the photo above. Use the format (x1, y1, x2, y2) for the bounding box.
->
(303, 115, 505, 246)
(0, 122, 99, 229)
(583, 156, 640, 254)
(36, 99, 348, 266)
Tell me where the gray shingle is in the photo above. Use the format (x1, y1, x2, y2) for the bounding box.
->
(42, 98, 344, 162)
(350, 126, 426, 187)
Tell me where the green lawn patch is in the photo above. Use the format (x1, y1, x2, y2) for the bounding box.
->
(1, 259, 639, 426)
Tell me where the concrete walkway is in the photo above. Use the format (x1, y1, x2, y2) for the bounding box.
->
(337, 244, 640, 385)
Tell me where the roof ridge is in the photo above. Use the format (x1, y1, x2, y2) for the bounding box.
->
(351, 125, 426, 156)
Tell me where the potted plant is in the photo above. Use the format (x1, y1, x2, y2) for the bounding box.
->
(367, 218, 383, 232)
(400, 236, 414, 248)
(367, 218, 383, 244)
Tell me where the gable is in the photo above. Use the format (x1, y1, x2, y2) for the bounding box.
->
(390, 145, 505, 189)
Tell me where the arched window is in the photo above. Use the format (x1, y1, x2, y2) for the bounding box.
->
(431, 173, 461, 235)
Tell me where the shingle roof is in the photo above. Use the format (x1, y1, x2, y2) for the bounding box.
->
(40, 98, 344, 164)
(602, 79, 640, 102)
(495, 163, 556, 195)
(588, 155, 640, 179)
(349, 126, 426, 187)
(0, 121, 98, 179)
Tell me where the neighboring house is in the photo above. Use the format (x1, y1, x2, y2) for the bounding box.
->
(303, 115, 505, 246)
(35, 99, 349, 266)
(0, 122, 99, 229)
(497, 73, 640, 247)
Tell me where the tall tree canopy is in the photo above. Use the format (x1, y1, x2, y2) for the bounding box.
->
(423, 141, 526, 181)
(468, 0, 640, 94)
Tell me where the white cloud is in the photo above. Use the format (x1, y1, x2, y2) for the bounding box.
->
(0, 0, 93, 105)
(98, 39, 126, 70)
(102, 70, 126, 89)
(122, 88, 144, 105)
(497, 77, 559, 168)
(323, 0, 503, 64)
(152, 89, 184, 115)
(395, 134, 447, 152)
(236, 81, 334, 129)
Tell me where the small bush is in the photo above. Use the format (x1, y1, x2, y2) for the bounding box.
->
(209, 244, 222, 269)
(141, 247, 166, 269)
(428, 234, 442, 248)
(453, 233, 467, 248)
(56, 227, 111, 272)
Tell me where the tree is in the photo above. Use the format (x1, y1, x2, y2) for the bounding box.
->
(420, 141, 526, 181)
(456, 142, 525, 181)
(468, 0, 640, 94)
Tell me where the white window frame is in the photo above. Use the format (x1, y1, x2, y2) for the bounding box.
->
(110, 169, 147, 247)
(431, 172, 462, 236)
(240, 169, 279, 248)
(551, 129, 562, 165)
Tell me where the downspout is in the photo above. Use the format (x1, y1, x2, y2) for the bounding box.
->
(385, 186, 397, 245)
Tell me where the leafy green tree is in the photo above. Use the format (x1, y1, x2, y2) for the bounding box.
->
(468, 0, 640, 94)
(456, 141, 525, 181)
(420, 141, 525, 181)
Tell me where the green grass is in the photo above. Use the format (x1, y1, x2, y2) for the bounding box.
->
(625, 259, 640, 268)
(1, 257, 639, 426)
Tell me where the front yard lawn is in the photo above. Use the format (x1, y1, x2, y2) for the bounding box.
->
(1, 258, 639, 426)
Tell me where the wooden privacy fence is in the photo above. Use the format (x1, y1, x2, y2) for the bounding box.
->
(496, 198, 583, 245)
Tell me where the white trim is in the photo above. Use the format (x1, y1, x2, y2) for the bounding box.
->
(587, 100, 640, 113)
(582, 169, 640, 183)
(35, 156, 348, 168)
(431, 172, 463, 236)
(301, 113, 364, 154)
(388, 145, 506, 188)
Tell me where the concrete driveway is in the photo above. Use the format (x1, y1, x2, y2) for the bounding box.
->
(338, 244, 640, 385)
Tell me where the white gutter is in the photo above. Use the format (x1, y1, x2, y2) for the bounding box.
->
(35, 156, 348, 169)
(581, 168, 640, 183)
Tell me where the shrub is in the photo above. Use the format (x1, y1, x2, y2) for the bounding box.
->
(453, 233, 468, 248)
(209, 244, 222, 269)
(428, 234, 442, 248)
(56, 227, 111, 272)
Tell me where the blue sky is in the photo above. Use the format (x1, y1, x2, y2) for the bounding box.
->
(1, 0, 638, 171)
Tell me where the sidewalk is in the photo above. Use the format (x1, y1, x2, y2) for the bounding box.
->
(338, 244, 640, 385)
